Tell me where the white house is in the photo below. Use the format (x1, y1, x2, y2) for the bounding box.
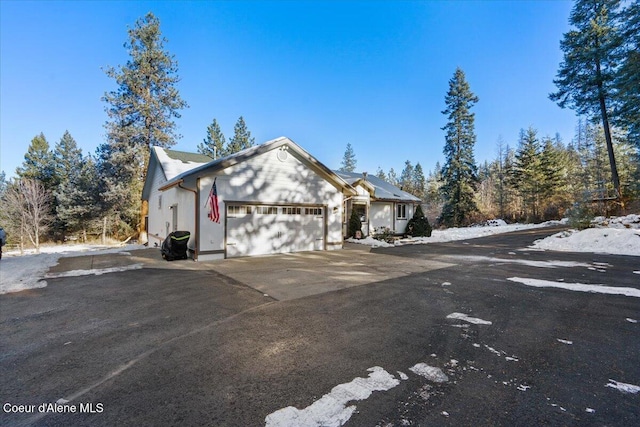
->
(142, 137, 421, 260)
(334, 171, 421, 237)
(142, 137, 357, 260)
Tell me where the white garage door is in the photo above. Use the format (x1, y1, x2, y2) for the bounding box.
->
(226, 205, 325, 258)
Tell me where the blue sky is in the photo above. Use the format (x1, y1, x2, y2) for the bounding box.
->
(1, 0, 577, 180)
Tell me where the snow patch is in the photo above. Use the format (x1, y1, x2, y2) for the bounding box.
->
(507, 277, 640, 298)
(530, 226, 640, 256)
(398, 371, 408, 380)
(446, 312, 492, 325)
(626, 318, 638, 323)
(0, 244, 146, 295)
(452, 255, 591, 269)
(345, 236, 393, 248)
(408, 363, 449, 383)
(264, 367, 400, 427)
(557, 339, 573, 345)
(44, 264, 143, 278)
(605, 379, 640, 394)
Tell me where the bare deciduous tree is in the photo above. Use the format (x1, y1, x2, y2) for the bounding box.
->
(2, 179, 52, 253)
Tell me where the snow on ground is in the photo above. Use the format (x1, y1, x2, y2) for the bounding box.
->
(0, 243, 146, 295)
(446, 312, 492, 325)
(347, 215, 640, 257)
(507, 277, 640, 298)
(605, 379, 640, 394)
(264, 367, 400, 427)
(530, 227, 640, 256)
(408, 363, 449, 383)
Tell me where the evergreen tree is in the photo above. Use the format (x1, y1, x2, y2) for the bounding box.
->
(406, 205, 432, 237)
(16, 133, 55, 187)
(512, 127, 545, 222)
(539, 136, 569, 219)
(56, 156, 100, 241)
(52, 131, 84, 235)
(227, 116, 255, 154)
(375, 167, 387, 181)
(439, 68, 479, 227)
(550, 0, 623, 200)
(399, 160, 415, 194)
(339, 143, 357, 172)
(100, 12, 187, 239)
(198, 118, 226, 159)
(412, 163, 426, 200)
(0, 171, 6, 199)
(387, 168, 398, 186)
(615, 1, 640, 147)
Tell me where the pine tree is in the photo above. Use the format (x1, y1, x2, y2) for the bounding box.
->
(339, 143, 357, 172)
(52, 131, 84, 235)
(615, 1, 640, 147)
(439, 67, 479, 227)
(227, 116, 255, 154)
(198, 118, 226, 159)
(56, 156, 100, 242)
(412, 163, 426, 200)
(16, 133, 55, 187)
(375, 167, 387, 181)
(550, 0, 623, 200)
(539, 136, 569, 219)
(387, 168, 399, 186)
(512, 127, 545, 222)
(399, 160, 415, 194)
(100, 12, 187, 239)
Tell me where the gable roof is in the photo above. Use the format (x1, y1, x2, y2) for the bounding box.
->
(334, 171, 421, 202)
(155, 137, 357, 196)
(142, 147, 213, 200)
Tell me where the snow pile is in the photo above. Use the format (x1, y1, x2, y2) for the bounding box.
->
(0, 244, 146, 295)
(530, 227, 640, 256)
(592, 214, 640, 229)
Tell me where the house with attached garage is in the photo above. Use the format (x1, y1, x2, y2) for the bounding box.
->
(142, 137, 420, 260)
(335, 171, 421, 237)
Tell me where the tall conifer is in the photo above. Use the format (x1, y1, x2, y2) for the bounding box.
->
(439, 68, 479, 227)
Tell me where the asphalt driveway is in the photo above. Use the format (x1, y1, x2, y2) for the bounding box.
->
(1, 226, 638, 426)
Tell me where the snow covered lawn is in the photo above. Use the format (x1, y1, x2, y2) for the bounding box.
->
(0, 244, 145, 295)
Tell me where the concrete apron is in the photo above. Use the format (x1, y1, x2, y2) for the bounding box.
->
(49, 246, 454, 301)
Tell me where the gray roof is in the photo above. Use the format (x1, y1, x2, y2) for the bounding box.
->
(157, 137, 357, 196)
(333, 171, 421, 202)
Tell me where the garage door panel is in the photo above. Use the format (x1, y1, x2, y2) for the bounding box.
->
(226, 205, 324, 258)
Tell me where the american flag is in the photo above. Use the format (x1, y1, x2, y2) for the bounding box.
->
(207, 178, 220, 223)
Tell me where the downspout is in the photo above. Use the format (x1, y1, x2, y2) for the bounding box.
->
(178, 181, 199, 261)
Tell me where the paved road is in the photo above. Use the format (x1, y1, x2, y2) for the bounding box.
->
(1, 226, 638, 426)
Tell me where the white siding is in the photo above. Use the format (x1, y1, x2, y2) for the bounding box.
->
(370, 203, 393, 234)
(198, 148, 344, 260)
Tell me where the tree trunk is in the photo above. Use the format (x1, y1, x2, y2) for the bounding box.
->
(102, 216, 107, 245)
(595, 53, 622, 207)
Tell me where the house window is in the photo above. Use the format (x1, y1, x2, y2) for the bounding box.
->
(397, 204, 407, 219)
(283, 207, 302, 215)
(256, 206, 277, 215)
(304, 207, 323, 216)
(228, 205, 253, 215)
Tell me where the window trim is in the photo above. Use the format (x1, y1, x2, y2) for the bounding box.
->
(396, 204, 407, 220)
